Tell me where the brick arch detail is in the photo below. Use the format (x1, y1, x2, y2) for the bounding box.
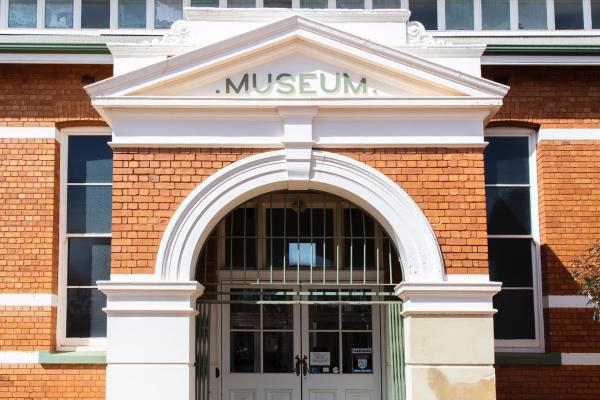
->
(155, 149, 445, 283)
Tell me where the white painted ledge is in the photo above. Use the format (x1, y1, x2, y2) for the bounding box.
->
(0, 293, 58, 307)
(0, 127, 58, 139)
(561, 353, 600, 365)
(0, 351, 39, 364)
(538, 128, 600, 141)
(543, 295, 593, 309)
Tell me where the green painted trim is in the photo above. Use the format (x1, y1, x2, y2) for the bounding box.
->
(495, 352, 561, 365)
(485, 44, 600, 55)
(0, 43, 110, 54)
(38, 351, 106, 364)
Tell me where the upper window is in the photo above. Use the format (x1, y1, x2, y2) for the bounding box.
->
(63, 134, 112, 342)
(409, 0, 438, 30)
(484, 132, 542, 350)
(482, 0, 510, 30)
(119, 0, 146, 28)
(519, 0, 548, 29)
(155, 0, 182, 29)
(554, 0, 584, 29)
(82, 0, 110, 28)
(8, 0, 37, 27)
(445, 0, 474, 29)
(593, 0, 600, 28)
(45, 0, 73, 28)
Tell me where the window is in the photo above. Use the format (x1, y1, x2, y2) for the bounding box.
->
(445, 0, 474, 29)
(373, 0, 401, 8)
(155, 0, 182, 28)
(82, 0, 110, 28)
(226, 0, 255, 6)
(264, 0, 292, 6)
(60, 131, 112, 347)
(482, 0, 510, 29)
(45, 0, 73, 27)
(8, 0, 37, 27)
(593, 0, 600, 28)
(408, 0, 438, 29)
(518, 0, 547, 29)
(554, 0, 584, 29)
(191, 0, 219, 4)
(300, 0, 328, 6)
(484, 130, 542, 350)
(119, 0, 146, 28)
(337, 0, 364, 8)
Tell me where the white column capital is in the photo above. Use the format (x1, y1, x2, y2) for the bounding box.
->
(394, 280, 501, 316)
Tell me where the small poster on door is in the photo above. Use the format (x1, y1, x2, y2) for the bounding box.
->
(310, 352, 331, 366)
(352, 348, 372, 373)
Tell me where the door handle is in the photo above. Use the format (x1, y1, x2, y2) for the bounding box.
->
(294, 355, 301, 376)
(302, 355, 308, 377)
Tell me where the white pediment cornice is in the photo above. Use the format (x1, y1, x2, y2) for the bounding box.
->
(86, 14, 508, 101)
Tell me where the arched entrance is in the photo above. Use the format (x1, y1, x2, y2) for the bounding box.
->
(194, 190, 403, 400)
(99, 150, 499, 400)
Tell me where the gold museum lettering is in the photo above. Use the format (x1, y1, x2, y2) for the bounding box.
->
(222, 72, 374, 95)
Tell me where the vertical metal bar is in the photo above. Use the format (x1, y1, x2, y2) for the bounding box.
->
(348, 201, 354, 284)
(229, 210, 234, 281)
(203, 242, 208, 288)
(376, 244, 380, 285)
(388, 239, 393, 285)
(362, 210, 367, 284)
(269, 193, 273, 284)
(283, 192, 287, 284)
(296, 195, 300, 285)
(243, 203, 247, 283)
(323, 193, 327, 285)
(310, 192, 313, 285)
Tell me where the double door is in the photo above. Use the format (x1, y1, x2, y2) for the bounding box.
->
(221, 286, 381, 400)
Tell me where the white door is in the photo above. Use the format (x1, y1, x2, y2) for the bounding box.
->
(222, 287, 302, 400)
(221, 287, 381, 400)
(301, 289, 381, 400)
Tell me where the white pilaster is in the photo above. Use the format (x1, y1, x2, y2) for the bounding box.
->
(99, 280, 204, 400)
(395, 280, 501, 400)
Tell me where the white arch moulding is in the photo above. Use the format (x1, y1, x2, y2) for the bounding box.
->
(155, 149, 445, 283)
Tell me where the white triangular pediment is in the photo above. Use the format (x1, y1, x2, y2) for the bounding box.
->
(87, 14, 507, 104)
(134, 42, 464, 98)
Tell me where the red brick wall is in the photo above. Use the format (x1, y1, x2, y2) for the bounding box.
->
(111, 147, 488, 276)
(537, 141, 600, 295)
(0, 139, 59, 294)
(0, 64, 111, 127)
(0, 307, 56, 351)
(482, 65, 600, 128)
(496, 365, 600, 400)
(0, 365, 105, 399)
(111, 148, 271, 274)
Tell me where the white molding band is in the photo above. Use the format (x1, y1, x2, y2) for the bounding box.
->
(0, 351, 39, 364)
(0, 293, 58, 307)
(482, 55, 600, 65)
(543, 295, 594, 309)
(538, 128, 600, 141)
(0, 127, 58, 139)
(0, 53, 113, 64)
(561, 353, 600, 366)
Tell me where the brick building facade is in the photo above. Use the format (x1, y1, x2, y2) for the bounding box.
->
(0, 8, 599, 400)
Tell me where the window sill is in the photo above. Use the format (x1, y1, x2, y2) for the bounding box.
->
(38, 350, 106, 365)
(494, 352, 561, 365)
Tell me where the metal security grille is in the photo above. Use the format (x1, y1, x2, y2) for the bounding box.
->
(194, 191, 405, 400)
(196, 190, 403, 296)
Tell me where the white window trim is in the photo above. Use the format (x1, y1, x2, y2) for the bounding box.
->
(485, 127, 545, 353)
(57, 126, 112, 351)
(1, 0, 597, 32)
